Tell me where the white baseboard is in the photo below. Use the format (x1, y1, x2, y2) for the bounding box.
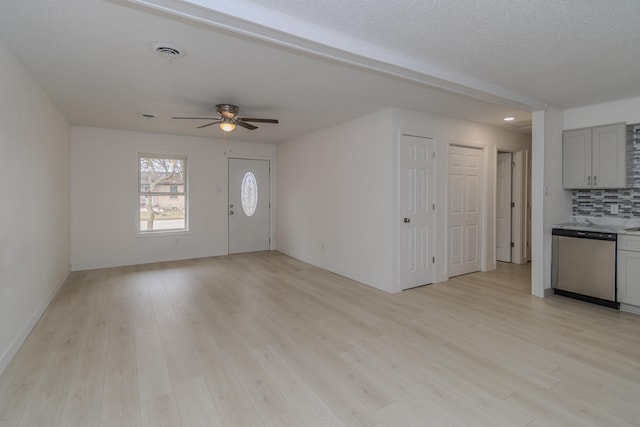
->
(0, 275, 67, 376)
(71, 250, 227, 271)
(435, 273, 449, 284)
(620, 303, 640, 315)
(276, 247, 392, 293)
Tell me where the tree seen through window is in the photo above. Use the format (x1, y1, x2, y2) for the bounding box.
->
(139, 155, 187, 232)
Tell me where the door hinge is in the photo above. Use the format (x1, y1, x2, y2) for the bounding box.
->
(512, 161, 515, 168)
(511, 202, 515, 208)
(432, 257, 435, 264)
(511, 242, 515, 248)
(432, 151, 436, 159)
(432, 203, 436, 210)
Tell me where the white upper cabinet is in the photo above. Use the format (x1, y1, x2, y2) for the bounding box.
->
(563, 128, 592, 189)
(562, 123, 628, 189)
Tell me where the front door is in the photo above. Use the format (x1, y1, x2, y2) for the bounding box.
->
(228, 158, 270, 254)
(399, 134, 434, 290)
(448, 145, 482, 277)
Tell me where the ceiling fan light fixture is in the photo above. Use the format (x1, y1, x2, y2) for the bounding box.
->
(220, 122, 236, 132)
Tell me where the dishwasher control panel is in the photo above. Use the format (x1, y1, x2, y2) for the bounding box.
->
(552, 228, 617, 241)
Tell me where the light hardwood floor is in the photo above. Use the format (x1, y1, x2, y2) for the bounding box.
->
(1, 252, 640, 426)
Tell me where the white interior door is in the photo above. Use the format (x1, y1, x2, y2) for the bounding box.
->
(448, 145, 482, 277)
(229, 158, 270, 254)
(526, 149, 532, 262)
(511, 151, 525, 264)
(496, 152, 512, 262)
(399, 134, 434, 290)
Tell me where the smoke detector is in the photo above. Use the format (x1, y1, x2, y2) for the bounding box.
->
(150, 42, 185, 59)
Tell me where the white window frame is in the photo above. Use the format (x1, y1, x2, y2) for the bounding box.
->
(138, 153, 188, 233)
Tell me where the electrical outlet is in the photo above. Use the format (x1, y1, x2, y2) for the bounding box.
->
(610, 204, 619, 214)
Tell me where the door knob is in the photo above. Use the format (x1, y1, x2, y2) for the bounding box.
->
(403, 218, 411, 223)
(229, 210, 234, 215)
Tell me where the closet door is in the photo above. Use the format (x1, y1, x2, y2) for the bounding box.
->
(448, 145, 482, 277)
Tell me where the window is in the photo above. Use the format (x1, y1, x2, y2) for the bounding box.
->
(241, 171, 258, 217)
(139, 154, 187, 232)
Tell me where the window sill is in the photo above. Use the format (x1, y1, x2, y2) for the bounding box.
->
(136, 229, 191, 238)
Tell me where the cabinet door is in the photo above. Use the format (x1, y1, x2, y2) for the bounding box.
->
(592, 123, 627, 188)
(618, 250, 640, 306)
(562, 128, 592, 189)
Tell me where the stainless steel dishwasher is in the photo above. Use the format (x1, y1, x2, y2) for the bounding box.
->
(551, 228, 618, 308)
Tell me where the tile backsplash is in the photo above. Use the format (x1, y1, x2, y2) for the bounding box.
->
(572, 125, 640, 219)
(573, 188, 640, 218)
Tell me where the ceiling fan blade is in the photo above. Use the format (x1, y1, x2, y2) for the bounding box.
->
(236, 121, 258, 130)
(239, 118, 279, 123)
(197, 121, 220, 129)
(172, 116, 216, 120)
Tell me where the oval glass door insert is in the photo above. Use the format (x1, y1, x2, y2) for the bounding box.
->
(241, 172, 258, 216)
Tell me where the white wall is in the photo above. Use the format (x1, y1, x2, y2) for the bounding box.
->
(0, 37, 71, 374)
(71, 127, 276, 270)
(276, 109, 395, 292)
(564, 96, 640, 129)
(531, 108, 570, 298)
(277, 107, 530, 293)
(391, 108, 531, 285)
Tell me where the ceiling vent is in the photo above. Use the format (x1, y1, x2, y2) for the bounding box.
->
(150, 42, 185, 59)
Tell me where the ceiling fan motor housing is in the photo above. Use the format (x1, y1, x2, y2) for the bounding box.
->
(216, 104, 239, 119)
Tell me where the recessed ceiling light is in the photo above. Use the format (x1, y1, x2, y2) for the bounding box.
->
(150, 42, 186, 59)
(503, 116, 516, 122)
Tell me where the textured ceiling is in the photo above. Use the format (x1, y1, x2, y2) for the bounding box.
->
(1, 0, 636, 142)
(240, 0, 640, 108)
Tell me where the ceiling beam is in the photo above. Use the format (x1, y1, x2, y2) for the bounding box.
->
(126, 0, 548, 111)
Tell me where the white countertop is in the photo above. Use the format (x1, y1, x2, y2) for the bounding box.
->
(553, 217, 640, 235)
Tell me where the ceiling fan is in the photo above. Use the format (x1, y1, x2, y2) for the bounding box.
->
(172, 104, 279, 132)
